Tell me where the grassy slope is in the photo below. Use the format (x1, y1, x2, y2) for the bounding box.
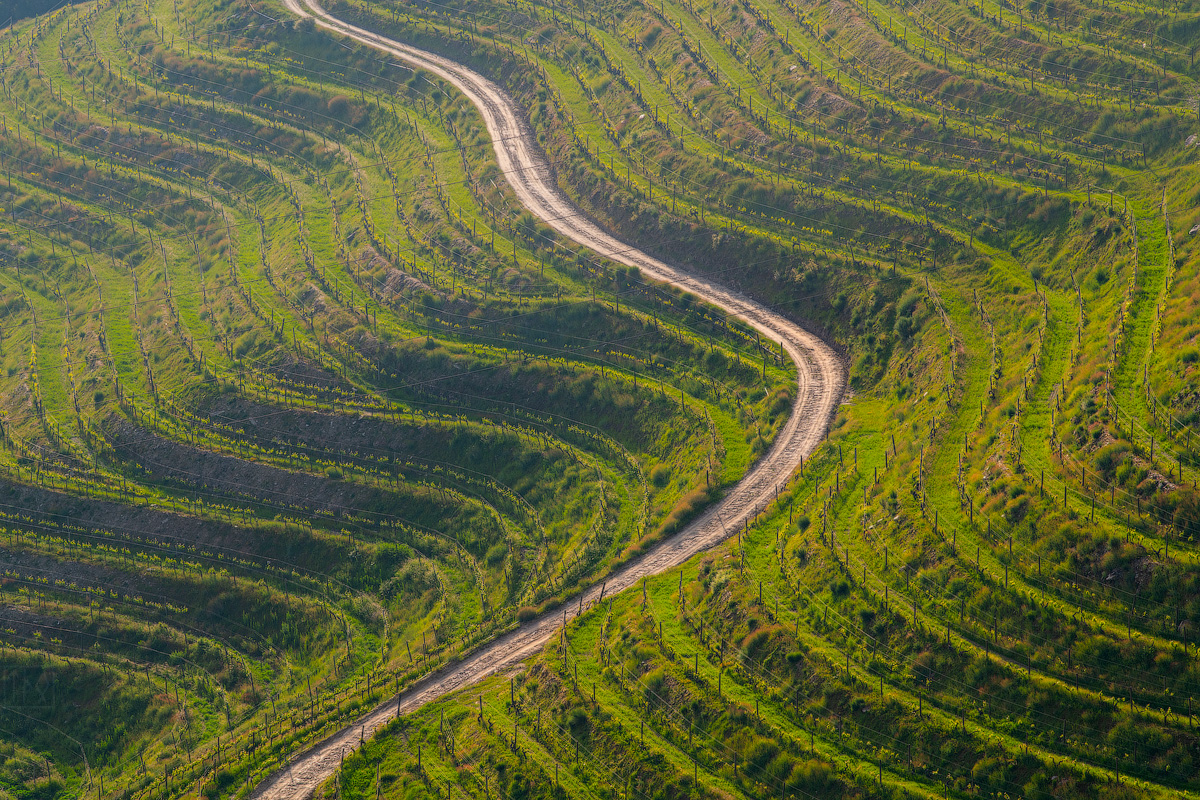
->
(5, 0, 1200, 796)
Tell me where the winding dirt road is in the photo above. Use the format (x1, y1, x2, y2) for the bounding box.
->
(254, 2, 844, 796)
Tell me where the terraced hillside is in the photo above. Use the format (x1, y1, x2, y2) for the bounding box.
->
(2, 0, 1200, 796)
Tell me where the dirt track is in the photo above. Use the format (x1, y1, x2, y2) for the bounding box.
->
(254, 2, 845, 796)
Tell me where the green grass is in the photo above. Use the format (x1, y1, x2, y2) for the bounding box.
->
(5, 0, 1200, 795)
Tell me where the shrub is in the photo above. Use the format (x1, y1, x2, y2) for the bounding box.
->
(642, 667, 667, 703)
(640, 23, 663, 47)
(896, 290, 921, 318)
(650, 464, 671, 487)
(380, 561, 439, 599)
(565, 707, 589, 734)
(1092, 442, 1131, 476)
(485, 543, 507, 565)
(658, 488, 711, 534)
(327, 94, 351, 118)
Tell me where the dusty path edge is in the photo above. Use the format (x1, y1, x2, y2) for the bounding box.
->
(251, 3, 846, 797)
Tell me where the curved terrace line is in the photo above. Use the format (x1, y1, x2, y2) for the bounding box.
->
(253, 2, 845, 796)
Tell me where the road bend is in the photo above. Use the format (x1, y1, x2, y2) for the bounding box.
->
(255, 2, 845, 796)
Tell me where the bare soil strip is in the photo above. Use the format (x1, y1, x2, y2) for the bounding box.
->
(253, 3, 845, 796)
